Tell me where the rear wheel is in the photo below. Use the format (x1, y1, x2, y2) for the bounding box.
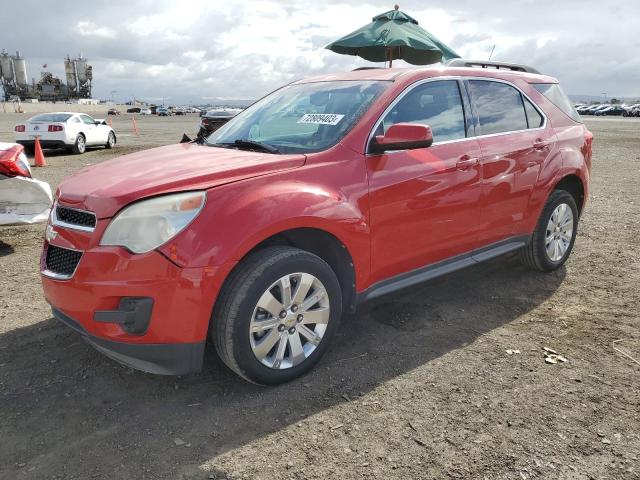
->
(105, 131, 116, 149)
(212, 246, 342, 385)
(520, 190, 578, 272)
(71, 134, 86, 154)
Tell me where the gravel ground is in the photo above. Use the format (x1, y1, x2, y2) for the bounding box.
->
(0, 114, 638, 480)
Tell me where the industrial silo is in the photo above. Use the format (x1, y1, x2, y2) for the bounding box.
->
(73, 56, 92, 98)
(64, 55, 77, 92)
(0, 50, 14, 82)
(12, 51, 28, 87)
(75, 57, 87, 83)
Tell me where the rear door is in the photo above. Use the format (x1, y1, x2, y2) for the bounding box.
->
(366, 79, 484, 284)
(466, 79, 556, 245)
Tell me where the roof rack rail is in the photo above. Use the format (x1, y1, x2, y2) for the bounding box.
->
(445, 59, 541, 75)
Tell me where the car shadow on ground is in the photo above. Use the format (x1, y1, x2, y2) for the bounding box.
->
(0, 253, 565, 478)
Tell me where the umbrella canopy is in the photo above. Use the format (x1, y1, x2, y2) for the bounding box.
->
(325, 5, 460, 66)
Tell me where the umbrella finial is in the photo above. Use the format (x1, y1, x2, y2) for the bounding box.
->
(394, 4, 399, 10)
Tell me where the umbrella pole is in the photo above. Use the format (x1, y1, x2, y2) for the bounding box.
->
(387, 47, 393, 68)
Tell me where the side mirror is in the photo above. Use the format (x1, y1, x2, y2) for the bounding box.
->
(370, 123, 434, 153)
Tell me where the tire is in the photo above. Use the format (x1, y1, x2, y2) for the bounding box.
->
(23, 146, 34, 156)
(212, 246, 342, 385)
(71, 134, 86, 154)
(105, 131, 116, 149)
(520, 190, 578, 272)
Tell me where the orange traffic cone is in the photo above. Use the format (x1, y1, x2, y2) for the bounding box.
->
(33, 136, 46, 167)
(108, 117, 113, 128)
(131, 115, 139, 135)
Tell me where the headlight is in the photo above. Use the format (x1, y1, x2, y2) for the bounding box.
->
(101, 191, 206, 253)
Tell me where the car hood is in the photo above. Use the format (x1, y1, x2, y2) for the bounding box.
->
(56, 143, 306, 218)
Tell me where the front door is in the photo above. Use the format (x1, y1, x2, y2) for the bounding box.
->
(80, 114, 98, 145)
(366, 79, 484, 285)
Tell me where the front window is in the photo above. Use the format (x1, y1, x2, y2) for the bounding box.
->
(207, 80, 390, 154)
(374, 80, 467, 143)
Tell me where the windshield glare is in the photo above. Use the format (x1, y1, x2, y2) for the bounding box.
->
(207, 80, 389, 154)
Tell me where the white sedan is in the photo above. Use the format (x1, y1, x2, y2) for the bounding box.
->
(14, 112, 116, 155)
(0, 142, 52, 226)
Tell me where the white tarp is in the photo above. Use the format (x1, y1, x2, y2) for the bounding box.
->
(0, 175, 53, 226)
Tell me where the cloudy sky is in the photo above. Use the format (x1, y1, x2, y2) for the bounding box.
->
(1, 0, 638, 103)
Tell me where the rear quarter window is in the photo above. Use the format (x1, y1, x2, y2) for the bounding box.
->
(533, 83, 582, 123)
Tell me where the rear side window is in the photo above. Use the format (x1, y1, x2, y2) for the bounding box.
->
(468, 80, 528, 135)
(524, 98, 544, 128)
(533, 83, 582, 123)
(379, 80, 466, 142)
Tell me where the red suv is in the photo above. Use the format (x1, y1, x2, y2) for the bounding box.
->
(41, 61, 592, 384)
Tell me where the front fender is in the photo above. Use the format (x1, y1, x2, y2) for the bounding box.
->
(159, 155, 371, 290)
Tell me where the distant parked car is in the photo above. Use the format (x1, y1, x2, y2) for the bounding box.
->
(139, 108, 152, 115)
(157, 108, 172, 116)
(0, 142, 52, 226)
(623, 104, 640, 117)
(127, 107, 141, 114)
(595, 105, 626, 116)
(107, 108, 120, 115)
(197, 109, 238, 139)
(14, 112, 117, 155)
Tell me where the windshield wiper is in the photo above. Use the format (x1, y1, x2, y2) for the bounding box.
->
(232, 139, 280, 154)
(205, 139, 280, 154)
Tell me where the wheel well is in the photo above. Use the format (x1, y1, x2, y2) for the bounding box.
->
(247, 228, 357, 314)
(554, 175, 584, 214)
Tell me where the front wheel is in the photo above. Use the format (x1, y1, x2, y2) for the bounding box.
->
(105, 131, 116, 149)
(520, 190, 579, 272)
(212, 247, 342, 385)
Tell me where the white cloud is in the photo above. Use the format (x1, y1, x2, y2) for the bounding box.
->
(2, 0, 638, 102)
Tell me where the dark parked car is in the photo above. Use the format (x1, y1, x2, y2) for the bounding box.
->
(197, 109, 238, 139)
(126, 107, 141, 114)
(107, 108, 120, 115)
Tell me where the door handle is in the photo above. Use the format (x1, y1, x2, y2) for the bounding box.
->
(456, 155, 479, 171)
(533, 138, 549, 150)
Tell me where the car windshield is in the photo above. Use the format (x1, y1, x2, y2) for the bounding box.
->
(206, 80, 390, 154)
(30, 113, 73, 123)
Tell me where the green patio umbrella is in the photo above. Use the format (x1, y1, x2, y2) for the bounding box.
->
(325, 5, 460, 67)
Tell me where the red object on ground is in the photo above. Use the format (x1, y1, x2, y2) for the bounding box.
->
(33, 136, 46, 167)
(0, 143, 31, 177)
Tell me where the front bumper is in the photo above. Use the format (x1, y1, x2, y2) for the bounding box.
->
(40, 213, 234, 374)
(52, 307, 205, 375)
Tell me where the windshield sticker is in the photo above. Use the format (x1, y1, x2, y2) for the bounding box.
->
(298, 113, 345, 125)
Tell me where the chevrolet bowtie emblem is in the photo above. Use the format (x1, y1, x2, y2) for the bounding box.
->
(45, 225, 58, 242)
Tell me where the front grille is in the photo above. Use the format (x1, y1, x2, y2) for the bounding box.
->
(45, 245, 82, 277)
(56, 206, 96, 229)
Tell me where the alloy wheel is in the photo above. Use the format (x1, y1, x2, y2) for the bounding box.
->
(545, 203, 574, 262)
(249, 273, 330, 369)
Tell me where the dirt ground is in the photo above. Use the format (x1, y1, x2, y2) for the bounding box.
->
(0, 114, 638, 480)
